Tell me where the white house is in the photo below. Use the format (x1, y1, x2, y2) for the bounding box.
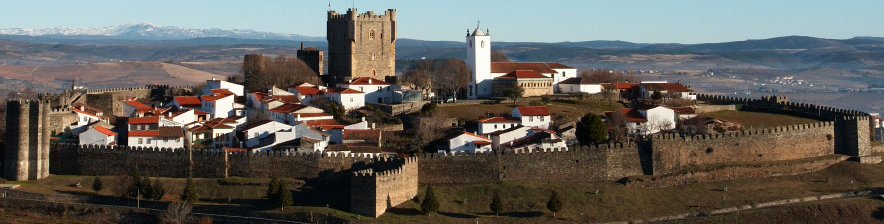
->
(267, 104, 333, 126)
(201, 90, 235, 118)
(127, 126, 185, 148)
(239, 120, 293, 148)
(447, 131, 493, 153)
(70, 105, 110, 135)
(203, 78, 244, 97)
(163, 109, 196, 127)
(637, 82, 696, 101)
(605, 106, 677, 135)
(477, 117, 521, 135)
(558, 77, 603, 94)
(513, 106, 551, 129)
(487, 125, 532, 150)
(168, 96, 202, 110)
(79, 125, 117, 146)
(501, 128, 567, 152)
(320, 87, 366, 110)
(337, 77, 399, 104)
(122, 99, 153, 117)
(188, 119, 236, 149)
(464, 24, 576, 99)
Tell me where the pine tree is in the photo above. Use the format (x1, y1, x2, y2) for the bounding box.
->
(266, 177, 280, 199)
(577, 113, 608, 145)
(546, 191, 563, 218)
(151, 178, 166, 200)
(420, 185, 440, 215)
(489, 190, 503, 217)
(92, 176, 103, 194)
(181, 178, 199, 204)
(139, 172, 153, 200)
(275, 182, 293, 210)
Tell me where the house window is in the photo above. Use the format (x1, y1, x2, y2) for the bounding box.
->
(164, 138, 168, 143)
(146, 138, 151, 144)
(469, 40, 472, 48)
(540, 116, 544, 121)
(494, 124, 498, 129)
(138, 138, 143, 144)
(176, 138, 180, 143)
(254, 132, 258, 138)
(530, 116, 534, 122)
(349, 97, 353, 102)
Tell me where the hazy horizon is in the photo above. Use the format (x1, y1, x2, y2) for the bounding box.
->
(1, 0, 883, 44)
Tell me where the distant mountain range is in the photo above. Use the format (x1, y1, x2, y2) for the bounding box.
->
(0, 23, 325, 41)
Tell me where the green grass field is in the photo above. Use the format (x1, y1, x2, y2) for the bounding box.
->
(704, 110, 822, 130)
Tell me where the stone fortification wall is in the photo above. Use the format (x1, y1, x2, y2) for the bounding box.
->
(50, 143, 380, 179)
(350, 157, 418, 218)
(417, 143, 646, 184)
(697, 94, 868, 121)
(650, 121, 835, 175)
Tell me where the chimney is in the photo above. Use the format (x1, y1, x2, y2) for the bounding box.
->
(371, 123, 376, 129)
(300, 42, 305, 50)
(212, 77, 216, 81)
(368, 78, 372, 84)
(297, 113, 301, 120)
(80, 106, 85, 111)
(362, 116, 366, 122)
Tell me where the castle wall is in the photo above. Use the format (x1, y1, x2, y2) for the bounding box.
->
(651, 122, 835, 175)
(350, 157, 418, 218)
(48, 108, 78, 135)
(4, 100, 50, 181)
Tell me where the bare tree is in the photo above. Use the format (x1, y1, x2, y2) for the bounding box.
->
(402, 58, 472, 100)
(159, 202, 192, 224)
(491, 49, 510, 62)
(241, 54, 318, 92)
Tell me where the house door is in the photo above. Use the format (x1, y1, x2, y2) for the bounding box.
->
(378, 97, 383, 103)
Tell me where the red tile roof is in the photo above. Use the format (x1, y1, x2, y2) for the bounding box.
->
(210, 88, 236, 96)
(268, 104, 308, 113)
(295, 113, 333, 118)
(128, 116, 160, 124)
(240, 119, 275, 131)
(545, 63, 574, 69)
(605, 108, 648, 122)
(348, 77, 390, 85)
(490, 62, 559, 74)
(270, 95, 301, 104)
(610, 82, 639, 90)
(124, 100, 152, 110)
(158, 126, 185, 138)
(496, 70, 550, 79)
(343, 129, 381, 141)
(473, 140, 492, 146)
(670, 107, 696, 115)
(304, 119, 344, 129)
(296, 86, 322, 95)
(174, 96, 201, 107)
(516, 106, 550, 116)
(462, 131, 490, 141)
(478, 117, 521, 123)
(323, 87, 364, 94)
(201, 94, 231, 102)
(192, 109, 210, 115)
(93, 126, 117, 136)
(128, 130, 159, 137)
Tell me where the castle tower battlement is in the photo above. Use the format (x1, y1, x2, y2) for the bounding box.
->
(327, 8, 397, 82)
(350, 157, 418, 218)
(4, 99, 50, 181)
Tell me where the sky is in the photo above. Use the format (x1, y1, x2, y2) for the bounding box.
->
(1, 0, 883, 44)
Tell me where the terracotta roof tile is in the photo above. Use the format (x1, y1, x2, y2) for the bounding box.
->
(605, 108, 648, 122)
(496, 70, 550, 79)
(478, 117, 520, 123)
(559, 77, 600, 85)
(174, 96, 201, 107)
(322, 87, 364, 94)
(348, 77, 390, 85)
(124, 100, 152, 110)
(516, 106, 550, 116)
(128, 130, 159, 137)
(269, 104, 307, 113)
(296, 86, 322, 95)
(158, 126, 184, 138)
(93, 125, 117, 136)
(610, 82, 639, 89)
(490, 62, 558, 74)
(210, 88, 236, 96)
(670, 107, 696, 115)
(342, 129, 381, 141)
(128, 116, 160, 124)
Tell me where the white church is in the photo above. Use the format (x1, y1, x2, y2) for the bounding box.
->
(465, 24, 578, 99)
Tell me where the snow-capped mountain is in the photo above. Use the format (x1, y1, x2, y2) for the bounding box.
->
(0, 23, 323, 41)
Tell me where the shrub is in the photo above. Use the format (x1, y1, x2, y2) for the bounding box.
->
(546, 191, 563, 218)
(151, 178, 166, 200)
(489, 190, 503, 216)
(181, 178, 199, 204)
(92, 177, 103, 193)
(421, 185, 440, 215)
(159, 202, 191, 224)
(276, 183, 293, 210)
(577, 113, 607, 145)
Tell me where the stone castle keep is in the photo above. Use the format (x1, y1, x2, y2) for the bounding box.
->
(2, 88, 879, 217)
(327, 8, 397, 82)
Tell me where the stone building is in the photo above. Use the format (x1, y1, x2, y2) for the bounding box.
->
(296, 42, 324, 77)
(4, 100, 51, 181)
(492, 70, 553, 97)
(327, 8, 397, 83)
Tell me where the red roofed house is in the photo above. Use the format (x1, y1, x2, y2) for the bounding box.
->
(465, 25, 576, 99)
(122, 99, 153, 117)
(239, 120, 293, 148)
(636, 82, 695, 101)
(320, 87, 366, 110)
(492, 70, 554, 97)
(70, 104, 110, 135)
(500, 128, 567, 152)
(477, 117, 521, 135)
(128, 126, 185, 148)
(268, 104, 333, 126)
(79, 125, 117, 146)
(558, 77, 604, 94)
(604, 106, 676, 135)
(202, 78, 244, 97)
(169, 96, 202, 110)
(342, 129, 382, 147)
(336, 77, 400, 104)
(447, 131, 493, 153)
(201, 89, 235, 119)
(513, 106, 551, 129)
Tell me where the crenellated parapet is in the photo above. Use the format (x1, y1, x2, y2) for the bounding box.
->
(697, 94, 869, 121)
(350, 157, 418, 218)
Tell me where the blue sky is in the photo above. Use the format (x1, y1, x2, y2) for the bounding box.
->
(1, 0, 882, 43)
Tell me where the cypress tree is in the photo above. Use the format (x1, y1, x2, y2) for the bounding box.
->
(276, 182, 293, 210)
(489, 190, 503, 217)
(92, 176, 103, 193)
(181, 178, 199, 204)
(266, 177, 280, 200)
(421, 185, 440, 215)
(546, 191, 563, 218)
(151, 178, 166, 200)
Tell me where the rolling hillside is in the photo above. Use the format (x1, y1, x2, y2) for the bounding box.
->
(0, 61, 225, 92)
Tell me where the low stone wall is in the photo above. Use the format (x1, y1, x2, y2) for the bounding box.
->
(624, 155, 848, 188)
(366, 101, 428, 115)
(872, 144, 884, 153)
(693, 104, 737, 114)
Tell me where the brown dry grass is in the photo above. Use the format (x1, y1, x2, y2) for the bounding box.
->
(704, 110, 821, 130)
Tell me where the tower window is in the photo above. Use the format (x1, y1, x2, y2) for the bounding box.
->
(481, 41, 485, 48)
(469, 40, 472, 48)
(372, 70, 377, 77)
(369, 30, 376, 40)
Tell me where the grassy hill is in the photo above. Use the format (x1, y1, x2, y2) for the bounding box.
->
(0, 61, 225, 92)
